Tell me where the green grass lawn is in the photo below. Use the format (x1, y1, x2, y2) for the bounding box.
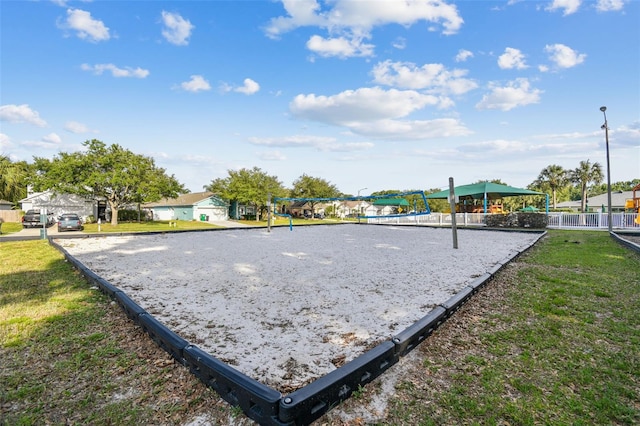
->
(1, 229, 638, 425)
(0, 222, 23, 235)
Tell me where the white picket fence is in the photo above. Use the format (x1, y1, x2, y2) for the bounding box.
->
(366, 212, 640, 230)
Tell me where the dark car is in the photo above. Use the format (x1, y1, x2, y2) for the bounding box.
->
(57, 213, 84, 232)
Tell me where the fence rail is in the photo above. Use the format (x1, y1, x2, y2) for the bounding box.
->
(367, 212, 640, 231)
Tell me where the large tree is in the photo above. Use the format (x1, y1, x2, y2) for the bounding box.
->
(290, 174, 340, 217)
(370, 189, 427, 212)
(569, 160, 604, 212)
(32, 139, 185, 225)
(532, 164, 569, 209)
(204, 167, 286, 220)
(0, 155, 29, 204)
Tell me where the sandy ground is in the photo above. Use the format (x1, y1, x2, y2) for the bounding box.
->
(55, 225, 540, 392)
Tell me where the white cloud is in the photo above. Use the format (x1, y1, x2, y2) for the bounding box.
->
(235, 78, 260, 95)
(58, 9, 110, 42)
(0, 104, 47, 127)
(179, 75, 211, 93)
(347, 118, 472, 140)
(42, 133, 62, 144)
(290, 87, 439, 124)
(455, 49, 473, 62)
(545, 0, 581, 15)
(265, 0, 463, 58)
(80, 63, 150, 78)
(607, 120, 640, 148)
(498, 47, 528, 70)
(258, 150, 287, 161)
(289, 86, 472, 140)
(476, 78, 542, 111)
(392, 37, 406, 50)
(249, 135, 374, 152)
(306, 34, 374, 58)
(371, 60, 477, 97)
(220, 79, 261, 95)
(596, 0, 625, 12)
(0, 133, 11, 149)
(544, 43, 586, 68)
(161, 11, 194, 46)
(65, 121, 91, 133)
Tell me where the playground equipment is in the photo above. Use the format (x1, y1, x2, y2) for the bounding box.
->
(624, 183, 640, 225)
(455, 195, 504, 214)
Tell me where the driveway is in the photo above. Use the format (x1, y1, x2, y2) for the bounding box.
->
(0, 225, 83, 241)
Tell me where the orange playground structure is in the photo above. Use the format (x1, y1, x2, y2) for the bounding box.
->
(625, 183, 640, 225)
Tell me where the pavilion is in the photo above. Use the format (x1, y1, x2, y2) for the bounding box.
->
(426, 182, 548, 213)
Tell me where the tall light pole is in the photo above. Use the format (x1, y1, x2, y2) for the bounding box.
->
(600, 106, 613, 233)
(357, 187, 367, 222)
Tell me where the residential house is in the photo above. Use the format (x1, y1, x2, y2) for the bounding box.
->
(0, 199, 13, 211)
(228, 201, 257, 220)
(20, 190, 100, 220)
(334, 200, 363, 218)
(143, 191, 229, 222)
(555, 190, 635, 212)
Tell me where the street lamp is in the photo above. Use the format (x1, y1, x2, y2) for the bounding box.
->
(600, 106, 613, 233)
(357, 187, 367, 221)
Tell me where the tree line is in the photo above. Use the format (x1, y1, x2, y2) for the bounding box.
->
(1, 140, 638, 224)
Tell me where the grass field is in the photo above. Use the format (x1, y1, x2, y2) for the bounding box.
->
(1, 229, 638, 425)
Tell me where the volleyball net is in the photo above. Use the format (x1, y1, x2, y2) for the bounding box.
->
(272, 190, 431, 222)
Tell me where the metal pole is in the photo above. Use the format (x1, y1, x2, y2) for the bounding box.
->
(448, 177, 458, 249)
(600, 106, 613, 233)
(357, 187, 367, 223)
(267, 193, 272, 233)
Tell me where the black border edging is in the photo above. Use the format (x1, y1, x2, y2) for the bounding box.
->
(611, 232, 640, 253)
(138, 313, 190, 366)
(392, 306, 447, 357)
(277, 340, 398, 425)
(184, 345, 283, 425)
(48, 228, 547, 426)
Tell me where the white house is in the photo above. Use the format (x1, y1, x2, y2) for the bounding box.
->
(20, 190, 98, 220)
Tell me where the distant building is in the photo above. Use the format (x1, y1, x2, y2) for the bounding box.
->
(143, 191, 229, 222)
(19, 190, 100, 220)
(555, 191, 634, 212)
(0, 199, 13, 211)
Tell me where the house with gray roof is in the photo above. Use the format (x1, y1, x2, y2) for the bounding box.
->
(555, 190, 635, 212)
(143, 191, 229, 222)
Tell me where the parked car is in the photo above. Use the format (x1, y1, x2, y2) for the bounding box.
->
(57, 213, 84, 232)
(22, 209, 56, 228)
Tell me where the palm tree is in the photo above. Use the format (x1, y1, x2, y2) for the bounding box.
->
(533, 164, 568, 209)
(570, 160, 604, 212)
(0, 155, 28, 204)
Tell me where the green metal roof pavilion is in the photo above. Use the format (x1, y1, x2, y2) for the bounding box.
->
(425, 182, 549, 213)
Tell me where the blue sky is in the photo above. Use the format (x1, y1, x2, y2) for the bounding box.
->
(1, 0, 638, 195)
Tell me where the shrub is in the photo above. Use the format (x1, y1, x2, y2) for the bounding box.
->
(517, 212, 548, 228)
(117, 209, 140, 222)
(484, 213, 548, 229)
